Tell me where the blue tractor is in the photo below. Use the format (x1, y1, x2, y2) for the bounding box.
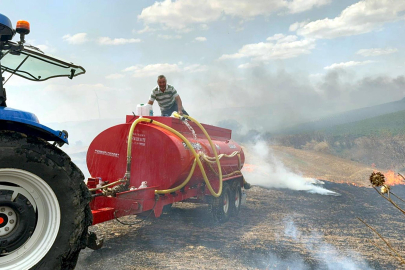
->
(0, 14, 92, 269)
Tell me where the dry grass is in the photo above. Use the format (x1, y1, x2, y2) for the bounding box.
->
(77, 183, 405, 269)
(270, 145, 378, 186)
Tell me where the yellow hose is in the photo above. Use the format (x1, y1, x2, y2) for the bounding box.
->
(88, 179, 127, 192)
(202, 152, 240, 163)
(205, 160, 242, 178)
(126, 117, 228, 197)
(155, 159, 197, 194)
(126, 118, 199, 195)
(202, 152, 242, 178)
(172, 113, 224, 196)
(203, 151, 240, 161)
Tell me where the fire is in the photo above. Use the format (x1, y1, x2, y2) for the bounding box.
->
(242, 163, 271, 177)
(383, 170, 404, 186)
(243, 163, 257, 172)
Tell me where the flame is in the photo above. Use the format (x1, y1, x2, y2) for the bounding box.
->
(383, 170, 404, 186)
(242, 163, 271, 177)
(243, 163, 257, 172)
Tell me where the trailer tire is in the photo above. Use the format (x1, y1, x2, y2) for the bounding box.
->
(210, 182, 231, 223)
(230, 181, 242, 217)
(162, 203, 173, 213)
(0, 131, 92, 270)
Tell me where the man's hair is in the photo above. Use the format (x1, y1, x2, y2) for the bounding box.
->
(157, 75, 166, 81)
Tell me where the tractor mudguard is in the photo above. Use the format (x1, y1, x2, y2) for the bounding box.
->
(0, 107, 68, 144)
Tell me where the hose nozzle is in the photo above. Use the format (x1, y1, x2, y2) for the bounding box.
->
(172, 112, 186, 121)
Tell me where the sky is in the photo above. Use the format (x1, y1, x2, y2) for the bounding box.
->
(2, 0, 405, 138)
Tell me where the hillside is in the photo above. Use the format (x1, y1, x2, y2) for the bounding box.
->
(279, 97, 405, 134)
(323, 109, 405, 137)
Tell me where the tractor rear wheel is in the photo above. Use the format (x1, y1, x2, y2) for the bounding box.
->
(210, 182, 231, 223)
(0, 131, 92, 270)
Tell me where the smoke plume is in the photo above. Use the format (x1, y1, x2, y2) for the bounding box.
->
(282, 217, 371, 269)
(243, 140, 339, 195)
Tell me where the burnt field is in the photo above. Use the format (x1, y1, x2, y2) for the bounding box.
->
(76, 182, 405, 269)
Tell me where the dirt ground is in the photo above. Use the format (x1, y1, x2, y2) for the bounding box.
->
(76, 182, 405, 270)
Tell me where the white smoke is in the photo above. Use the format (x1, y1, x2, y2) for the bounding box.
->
(266, 253, 308, 269)
(283, 217, 371, 269)
(242, 140, 339, 196)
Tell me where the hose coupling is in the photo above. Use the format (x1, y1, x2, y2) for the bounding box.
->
(124, 172, 131, 182)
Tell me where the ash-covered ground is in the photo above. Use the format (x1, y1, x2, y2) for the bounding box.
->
(76, 182, 405, 269)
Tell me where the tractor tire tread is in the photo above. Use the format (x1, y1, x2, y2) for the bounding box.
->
(0, 131, 92, 270)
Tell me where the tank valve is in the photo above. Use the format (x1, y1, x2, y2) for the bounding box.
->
(139, 181, 148, 189)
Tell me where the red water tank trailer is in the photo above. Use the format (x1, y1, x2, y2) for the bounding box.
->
(86, 115, 245, 225)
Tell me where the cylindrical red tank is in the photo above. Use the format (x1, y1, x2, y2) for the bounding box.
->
(86, 116, 245, 190)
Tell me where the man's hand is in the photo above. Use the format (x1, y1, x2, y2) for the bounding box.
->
(175, 96, 184, 116)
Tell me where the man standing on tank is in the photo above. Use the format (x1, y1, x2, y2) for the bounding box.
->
(147, 75, 188, 116)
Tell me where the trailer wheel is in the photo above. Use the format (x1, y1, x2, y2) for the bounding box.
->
(0, 131, 92, 270)
(162, 203, 173, 213)
(210, 182, 231, 223)
(230, 182, 242, 217)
